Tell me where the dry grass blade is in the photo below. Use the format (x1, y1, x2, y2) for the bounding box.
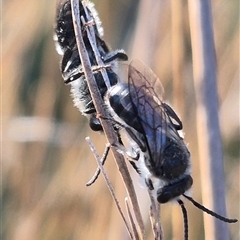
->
(70, 0, 145, 238)
(125, 198, 140, 240)
(86, 143, 110, 186)
(80, 7, 111, 89)
(148, 191, 163, 240)
(85, 138, 133, 239)
(188, 0, 232, 239)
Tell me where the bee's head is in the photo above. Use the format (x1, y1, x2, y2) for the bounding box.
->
(157, 175, 193, 203)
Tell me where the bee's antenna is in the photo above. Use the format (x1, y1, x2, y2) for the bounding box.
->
(178, 199, 188, 240)
(182, 194, 238, 223)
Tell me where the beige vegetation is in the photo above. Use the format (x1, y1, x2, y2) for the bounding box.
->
(2, 0, 239, 239)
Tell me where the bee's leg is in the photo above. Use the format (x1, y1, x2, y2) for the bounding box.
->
(97, 114, 142, 153)
(103, 50, 128, 63)
(145, 178, 154, 190)
(124, 127, 146, 152)
(111, 141, 140, 160)
(129, 161, 140, 174)
(85, 131, 139, 186)
(97, 114, 142, 159)
(163, 103, 183, 130)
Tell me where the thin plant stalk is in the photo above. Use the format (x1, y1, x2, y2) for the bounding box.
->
(125, 198, 141, 240)
(188, 1, 229, 239)
(85, 138, 134, 239)
(70, 0, 145, 238)
(148, 191, 163, 240)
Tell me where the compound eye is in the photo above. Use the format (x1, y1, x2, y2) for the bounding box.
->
(157, 190, 172, 204)
(89, 117, 103, 131)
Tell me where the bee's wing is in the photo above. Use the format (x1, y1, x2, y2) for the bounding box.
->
(128, 60, 182, 167)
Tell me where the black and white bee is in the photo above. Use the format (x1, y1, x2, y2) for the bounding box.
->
(105, 60, 237, 238)
(106, 60, 193, 203)
(54, 0, 127, 131)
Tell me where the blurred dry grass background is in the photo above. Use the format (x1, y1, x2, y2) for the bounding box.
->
(2, 0, 239, 239)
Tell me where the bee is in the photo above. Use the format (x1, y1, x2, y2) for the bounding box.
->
(106, 60, 237, 238)
(54, 0, 128, 131)
(106, 60, 193, 203)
